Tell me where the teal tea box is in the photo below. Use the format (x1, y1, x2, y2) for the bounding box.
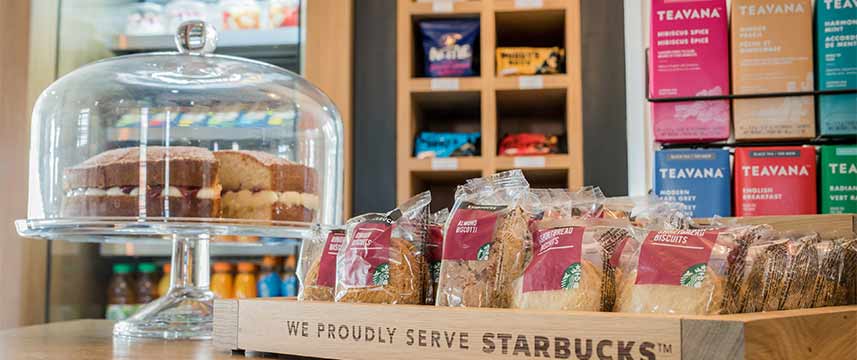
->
(817, 0, 857, 135)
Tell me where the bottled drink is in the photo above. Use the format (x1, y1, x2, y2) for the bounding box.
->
(136, 263, 159, 305)
(234, 262, 257, 298)
(211, 262, 235, 299)
(281, 254, 298, 297)
(257, 256, 282, 297)
(106, 263, 137, 320)
(157, 263, 171, 297)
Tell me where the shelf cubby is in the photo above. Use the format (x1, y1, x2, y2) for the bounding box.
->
(496, 88, 567, 154)
(410, 170, 484, 212)
(397, 0, 583, 203)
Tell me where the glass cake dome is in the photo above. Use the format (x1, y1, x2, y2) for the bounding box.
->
(19, 21, 343, 240)
(15, 21, 343, 340)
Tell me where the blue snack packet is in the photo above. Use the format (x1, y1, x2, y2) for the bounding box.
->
(414, 132, 480, 158)
(654, 149, 731, 218)
(420, 19, 479, 77)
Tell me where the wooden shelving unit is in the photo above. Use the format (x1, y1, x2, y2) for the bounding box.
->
(396, 0, 583, 205)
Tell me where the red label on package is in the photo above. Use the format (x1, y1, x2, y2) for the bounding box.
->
(443, 203, 506, 261)
(609, 236, 630, 268)
(316, 229, 345, 287)
(734, 147, 817, 216)
(523, 225, 584, 293)
(636, 230, 719, 287)
(339, 221, 392, 287)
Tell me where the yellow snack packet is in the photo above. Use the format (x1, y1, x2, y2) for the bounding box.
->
(496, 47, 565, 76)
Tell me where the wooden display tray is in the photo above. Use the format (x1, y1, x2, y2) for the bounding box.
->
(214, 299, 856, 360)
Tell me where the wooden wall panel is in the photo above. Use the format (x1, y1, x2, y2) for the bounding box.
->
(304, 0, 354, 219)
(0, 0, 47, 329)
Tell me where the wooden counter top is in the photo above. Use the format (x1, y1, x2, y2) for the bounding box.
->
(0, 320, 242, 360)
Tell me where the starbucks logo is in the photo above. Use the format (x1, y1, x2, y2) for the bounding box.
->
(561, 263, 582, 290)
(680, 263, 707, 288)
(372, 263, 390, 286)
(477, 243, 491, 261)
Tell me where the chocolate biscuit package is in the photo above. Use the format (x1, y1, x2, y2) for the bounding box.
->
(297, 226, 344, 301)
(436, 170, 533, 308)
(335, 191, 431, 304)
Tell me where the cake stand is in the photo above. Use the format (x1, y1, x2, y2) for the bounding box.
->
(17, 217, 316, 340)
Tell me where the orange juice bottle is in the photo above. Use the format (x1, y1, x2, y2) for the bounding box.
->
(157, 264, 171, 297)
(234, 262, 257, 298)
(211, 262, 235, 299)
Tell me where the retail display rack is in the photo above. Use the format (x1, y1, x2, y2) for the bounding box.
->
(396, 0, 584, 211)
(212, 214, 857, 360)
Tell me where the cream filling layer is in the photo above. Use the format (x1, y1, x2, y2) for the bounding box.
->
(221, 190, 319, 210)
(66, 184, 222, 199)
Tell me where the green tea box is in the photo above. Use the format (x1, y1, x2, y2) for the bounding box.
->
(817, 0, 857, 135)
(820, 145, 857, 214)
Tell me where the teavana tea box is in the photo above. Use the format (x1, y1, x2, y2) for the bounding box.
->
(654, 149, 731, 217)
(649, 0, 730, 142)
(734, 146, 817, 216)
(820, 145, 857, 214)
(817, 0, 857, 135)
(731, 0, 816, 140)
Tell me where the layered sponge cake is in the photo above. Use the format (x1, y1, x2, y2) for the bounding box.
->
(214, 150, 318, 222)
(62, 146, 221, 217)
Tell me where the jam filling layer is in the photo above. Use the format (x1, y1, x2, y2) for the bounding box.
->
(66, 184, 222, 199)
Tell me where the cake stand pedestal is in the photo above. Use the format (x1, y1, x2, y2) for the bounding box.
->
(114, 234, 214, 339)
(16, 218, 315, 340)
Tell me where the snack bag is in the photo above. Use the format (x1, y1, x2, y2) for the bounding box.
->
(335, 191, 430, 304)
(842, 239, 857, 305)
(739, 238, 789, 313)
(436, 170, 532, 308)
(424, 209, 449, 305)
(297, 226, 345, 301)
(616, 225, 769, 315)
(780, 234, 822, 310)
(511, 217, 637, 312)
(809, 236, 854, 308)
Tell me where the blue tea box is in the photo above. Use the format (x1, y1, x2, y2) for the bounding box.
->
(654, 149, 732, 217)
(817, 0, 857, 135)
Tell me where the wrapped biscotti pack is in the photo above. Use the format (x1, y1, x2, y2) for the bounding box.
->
(436, 170, 533, 308)
(809, 235, 856, 308)
(335, 191, 430, 304)
(424, 209, 449, 305)
(615, 225, 771, 315)
(510, 216, 639, 312)
(741, 232, 857, 312)
(297, 226, 345, 301)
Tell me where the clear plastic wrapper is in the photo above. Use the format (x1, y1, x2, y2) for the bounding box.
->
(436, 170, 532, 308)
(616, 225, 771, 315)
(809, 236, 852, 308)
(571, 186, 605, 218)
(511, 217, 637, 312)
(335, 191, 430, 304)
(843, 239, 857, 305)
(297, 226, 344, 301)
(424, 208, 449, 305)
(600, 195, 692, 230)
(781, 233, 822, 310)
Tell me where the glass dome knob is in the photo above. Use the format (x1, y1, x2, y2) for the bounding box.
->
(175, 20, 218, 55)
